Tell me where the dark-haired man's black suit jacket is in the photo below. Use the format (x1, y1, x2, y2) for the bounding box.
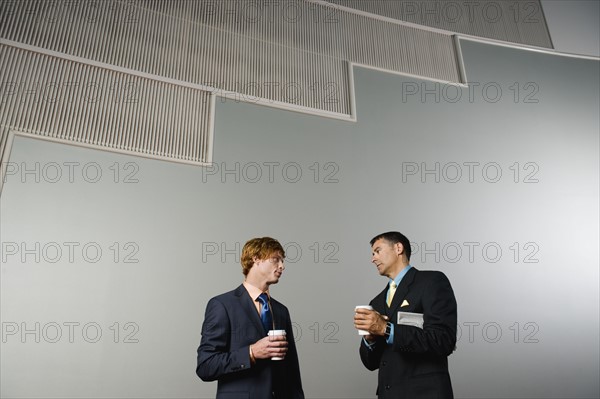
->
(197, 284, 304, 399)
(360, 267, 457, 399)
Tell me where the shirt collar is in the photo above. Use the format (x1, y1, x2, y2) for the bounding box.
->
(243, 281, 269, 301)
(390, 265, 412, 287)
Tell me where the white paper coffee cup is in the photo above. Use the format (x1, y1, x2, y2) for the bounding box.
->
(355, 305, 373, 335)
(267, 329, 286, 360)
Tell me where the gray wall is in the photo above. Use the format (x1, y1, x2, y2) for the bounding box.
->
(1, 40, 598, 398)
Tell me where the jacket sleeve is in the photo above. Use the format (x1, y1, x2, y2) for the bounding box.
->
(283, 309, 305, 399)
(196, 297, 252, 381)
(393, 272, 457, 356)
(359, 334, 386, 371)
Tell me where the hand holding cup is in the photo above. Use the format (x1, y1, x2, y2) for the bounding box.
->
(251, 330, 288, 361)
(354, 306, 374, 335)
(267, 329, 287, 360)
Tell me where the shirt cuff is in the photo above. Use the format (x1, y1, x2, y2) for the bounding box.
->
(362, 337, 376, 350)
(385, 323, 394, 345)
(249, 345, 256, 364)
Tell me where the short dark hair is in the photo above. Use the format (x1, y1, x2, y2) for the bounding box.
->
(370, 231, 411, 261)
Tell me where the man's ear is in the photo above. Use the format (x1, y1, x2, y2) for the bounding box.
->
(395, 242, 404, 256)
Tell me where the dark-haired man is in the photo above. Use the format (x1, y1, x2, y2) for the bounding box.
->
(197, 237, 304, 399)
(354, 231, 457, 398)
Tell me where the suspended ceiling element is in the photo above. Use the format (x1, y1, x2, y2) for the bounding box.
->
(0, 0, 550, 195)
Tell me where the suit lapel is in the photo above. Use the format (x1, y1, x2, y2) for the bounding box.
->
(234, 284, 266, 336)
(373, 286, 388, 314)
(388, 267, 417, 316)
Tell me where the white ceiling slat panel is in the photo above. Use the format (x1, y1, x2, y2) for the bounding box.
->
(0, 44, 213, 166)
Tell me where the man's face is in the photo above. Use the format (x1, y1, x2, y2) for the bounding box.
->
(253, 252, 285, 286)
(371, 238, 402, 279)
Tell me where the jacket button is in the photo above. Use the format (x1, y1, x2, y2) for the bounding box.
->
(385, 385, 391, 390)
(382, 361, 387, 366)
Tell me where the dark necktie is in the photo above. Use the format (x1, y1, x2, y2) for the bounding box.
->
(257, 293, 272, 334)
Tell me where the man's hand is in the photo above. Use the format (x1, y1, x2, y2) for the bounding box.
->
(354, 308, 389, 341)
(251, 335, 288, 360)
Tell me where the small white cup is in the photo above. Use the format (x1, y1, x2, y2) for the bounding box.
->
(355, 305, 373, 335)
(267, 329, 287, 360)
